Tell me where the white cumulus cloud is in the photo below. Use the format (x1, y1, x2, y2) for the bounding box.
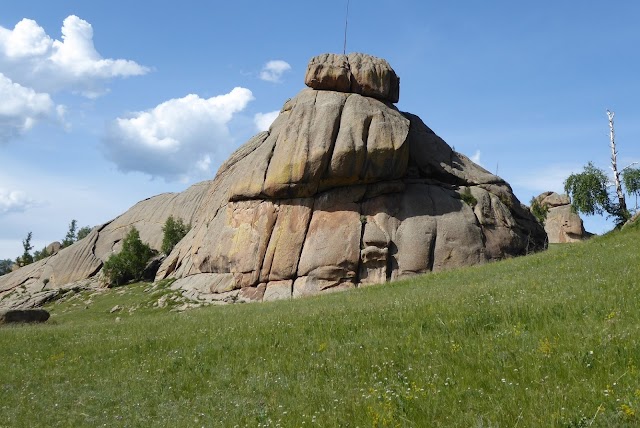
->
(0, 188, 36, 214)
(103, 87, 254, 181)
(0, 73, 63, 143)
(259, 60, 291, 83)
(254, 110, 280, 132)
(0, 18, 52, 58)
(0, 15, 149, 96)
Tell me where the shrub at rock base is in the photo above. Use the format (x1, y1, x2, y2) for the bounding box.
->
(102, 227, 155, 287)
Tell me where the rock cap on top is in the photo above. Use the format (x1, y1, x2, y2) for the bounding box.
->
(305, 53, 400, 103)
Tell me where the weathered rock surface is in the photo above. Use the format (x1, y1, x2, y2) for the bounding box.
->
(534, 191, 588, 243)
(0, 53, 546, 308)
(0, 309, 50, 325)
(305, 53, 400, 103)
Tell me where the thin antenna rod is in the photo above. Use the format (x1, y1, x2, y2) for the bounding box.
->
(343, 0, 350, 54)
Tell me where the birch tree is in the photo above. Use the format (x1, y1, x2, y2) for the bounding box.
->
(564, 110, 636, 227)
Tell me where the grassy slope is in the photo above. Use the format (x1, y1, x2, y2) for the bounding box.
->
(1, 224, 639, 427)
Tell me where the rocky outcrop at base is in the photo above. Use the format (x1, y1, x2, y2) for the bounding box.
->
(0, 53, 547, 309)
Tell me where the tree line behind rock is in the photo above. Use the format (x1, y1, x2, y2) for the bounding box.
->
(0, 216, 189, 280)
(0, 220, 93, 276)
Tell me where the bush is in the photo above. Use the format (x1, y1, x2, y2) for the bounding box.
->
(459, 188, 478, 207)
(102, 227, 155, 287)
(76, 226, 92, 241)
(33, 247, 51, 262)
(0, 259, 13, 276)
(161, 216, 190, 255)
(530, 197, 549, 224)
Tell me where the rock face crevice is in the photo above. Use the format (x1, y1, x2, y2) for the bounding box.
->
(0, 53, 547, 309)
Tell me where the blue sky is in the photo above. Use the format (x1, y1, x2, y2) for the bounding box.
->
(1, 1, 639, 259)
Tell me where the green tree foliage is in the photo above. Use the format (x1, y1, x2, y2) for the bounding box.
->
(102, 227, 155, 287)
(564, 162, 629, 226)
(17, 232, 34, 267)
(564, 162, 611, 216)
(529, 197, 549, 224)
(161, 216, 190, 255)
(459, 188, 477, 207)
(33, 246, 51, 262)
(622, 167, 640, 210)
(0, 259, 13, 276)
(76, 226, 92, 241)
(62, 220, 78, 247)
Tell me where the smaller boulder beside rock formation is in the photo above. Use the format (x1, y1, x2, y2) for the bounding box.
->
(0, 309, 50, 325)
(533, 192, 588, 243)
(46, 241, 62, 256)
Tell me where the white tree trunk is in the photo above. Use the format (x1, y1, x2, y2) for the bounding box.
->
(607, 110, 627, 213)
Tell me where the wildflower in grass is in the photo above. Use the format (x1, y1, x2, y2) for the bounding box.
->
(511, 322, 524, 336)
(620, 404, 635, 419)
(538, 338, 553, 357)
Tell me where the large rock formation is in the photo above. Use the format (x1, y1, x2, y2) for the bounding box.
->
(0, 53, 546, 308)
(533, 192, 588, 243)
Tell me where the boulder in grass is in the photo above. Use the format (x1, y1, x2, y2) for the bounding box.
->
(0, 309, 50, 325)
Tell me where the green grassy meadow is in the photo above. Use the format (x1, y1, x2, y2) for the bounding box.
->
(1, 222, 640, 427)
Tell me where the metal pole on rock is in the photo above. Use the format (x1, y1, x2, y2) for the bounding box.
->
(343, 0, 350, 54)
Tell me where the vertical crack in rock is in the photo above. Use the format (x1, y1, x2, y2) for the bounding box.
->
(87, 262, 104, 279)
(359, 114, 373, 180)
(385, 240, 395, 282)
(317, 94, 347, 193)
(303, 91, 319, 192)
(293, 198, 316, 282)
(355, 201, 366, 285)
(255, 202, 278, 286)
(260, 134, 278, 198)
(425, 186, 437, 272)
(86, 231, 105, 278)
